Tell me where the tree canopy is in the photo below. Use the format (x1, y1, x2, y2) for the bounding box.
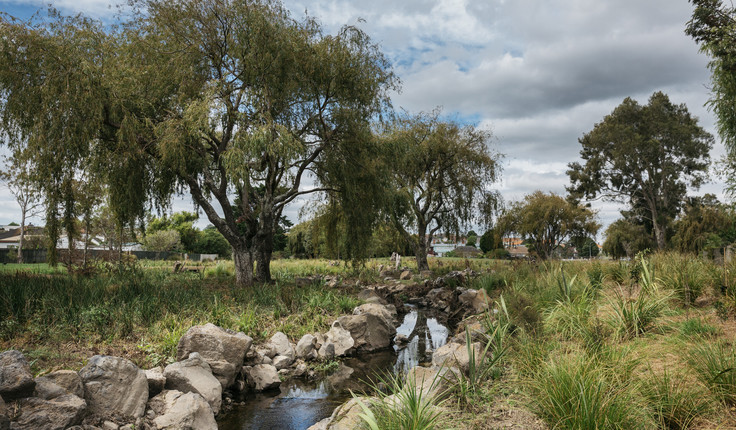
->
(501, 191, 599, 260)
(0, 0, 395, 285)
(380, 111, 501, 271)
(567, 92, 713, 250)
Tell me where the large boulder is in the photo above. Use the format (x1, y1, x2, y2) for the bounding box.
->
(426, 288, 456, 312)
(147, 390, 217, 430)
(78, 355, 148, 420)
(337, 310, 396, 352)
(13, 394, 86, 430)
(176, 323, 252, 390)
(267, 332, 295, 362)
(406, 366, 457, 401)
(42, 370, 84, 399)
(352, 303, 397, 327)
(306, 397, 373, 430)
(0, 350, 35, 401)
(431, 341, 482, 374)
(243, 364, 280, 392)
(33, 377, 68, 400)
(295, 334, 318, 361)
(318, 322, 355, 358)
(164, 353, 221, 414)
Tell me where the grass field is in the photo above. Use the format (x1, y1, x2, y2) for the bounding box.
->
(2, 253, 736, 429)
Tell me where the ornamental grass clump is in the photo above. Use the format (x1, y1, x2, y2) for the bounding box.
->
(687, 341, 736, 406)
(641, 368, 711, 430)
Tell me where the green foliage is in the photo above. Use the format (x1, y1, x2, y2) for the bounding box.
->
(677, 318, 720, 338)
(380, 110, 502, 270)
(355, 371, 445, 430)
(142, 229, 182, 252)
(568, 92, 713, 250)
(466, 234, 477, 247)
(531, 352, 654, 429)
(501, 191, 599, 260)
(641, 368, 712, 430)
(671, 195, 736, 254)
(603, 218, 653, 259)
(479, 228, 503, 253)
(687, 341, 736, 406)
(193, 226, 231, 258)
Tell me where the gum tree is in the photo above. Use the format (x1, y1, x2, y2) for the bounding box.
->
(0, 0, 395, 285)
(381, 111, 502, 271)
(567, 92, 713, 250)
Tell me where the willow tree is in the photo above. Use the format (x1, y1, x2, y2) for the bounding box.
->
(381, 111, 502, 271)
(0, 0, 394, 285)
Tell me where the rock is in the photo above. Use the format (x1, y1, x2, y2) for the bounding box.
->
(101, 421, 118, 430)
(164, 353, 221, 414)
(272, 355, 292, 371)
(394, 334, 409, 346)
(353, 303, 397, 327)
(458, 289, 490, 314)
(399, 270, 412, 281)
(243, 365, 280, 391)
(0, 350, 35, 401)
(268, 332, 295, 362)
(256, 345, 277, 360)
(426, 287, 456, 311)
(419, 270, 432, 278)
(318, 322, 355, 358)
(145, 367, 166, 397)
(176, 323, 253, 390)
(296, 334, 318, 360)
(431, 341, 482, 374)
(293, 362, 308, 378)
(42, 370, 84, 399)
(315, 397, 372, 430)
(0, 397, 9, 430)
(78, 355, 148, 419)
(337, 311, 396, 352)
(406, 366, 457, 401)
(147, 390, 217, 430)
(33, 377, 68, 400)
(261, 355, 273, 365)
(13, 394, 86, 430)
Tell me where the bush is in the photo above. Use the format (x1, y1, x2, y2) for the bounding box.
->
(486, 248, 510, 259)
(641, 368, 711, 430)
(531, 353, 653, 429)
(688, 341, 736, 406)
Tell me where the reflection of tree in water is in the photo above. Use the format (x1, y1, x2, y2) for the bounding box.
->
(394, 309, 449, 374)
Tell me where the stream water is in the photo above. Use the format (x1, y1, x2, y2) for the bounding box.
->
(217, 305, 449, 430)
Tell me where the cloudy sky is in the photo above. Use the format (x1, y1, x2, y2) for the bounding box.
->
(0, 0, 726, 238)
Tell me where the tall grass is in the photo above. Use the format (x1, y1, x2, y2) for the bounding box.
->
(641, 368, 711, 430)
(687, 341, 736, 406)
(531, 352, 654, 429)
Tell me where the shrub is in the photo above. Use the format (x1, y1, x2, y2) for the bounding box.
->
(531, 353, 653, 429)
(641, 368, 711, 430)
(687, 341, 736, 406)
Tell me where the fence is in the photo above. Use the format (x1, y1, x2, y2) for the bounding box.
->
(0, 248, 218, 264)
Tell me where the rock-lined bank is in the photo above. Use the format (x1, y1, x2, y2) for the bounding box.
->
(0, 269, 488, 429)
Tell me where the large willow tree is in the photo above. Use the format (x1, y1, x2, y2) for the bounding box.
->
(0, 0, 395, 286)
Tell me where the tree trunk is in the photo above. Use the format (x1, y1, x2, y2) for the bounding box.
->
(18, 212, 25, 264)
(255, 230, 273, 283)
(652, 220, 666, 250)
(415, 226, 429, 271)
(233, 246, 254, 287)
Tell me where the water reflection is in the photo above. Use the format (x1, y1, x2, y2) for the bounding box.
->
(218, 307, 448, 430)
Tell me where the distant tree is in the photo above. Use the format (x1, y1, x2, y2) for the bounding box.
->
(193, 226, 232, 258)
(671, 194, 736, 254)
(568, 92, 713, 250)
(466, 234, 478, 247)
(1, 150, 43, 263)
(571, 236, 600, 258)
(382, 111, 502, 271)
(479, 228, 503, 253)
(501, 191, 599, 260)
(142, 230, 181, 252)
(147, 212, 200, 253)
(602, 219, 653, 259)
(8, 222, 19, 226)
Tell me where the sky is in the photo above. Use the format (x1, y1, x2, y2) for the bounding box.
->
(0, 0, 727, 240)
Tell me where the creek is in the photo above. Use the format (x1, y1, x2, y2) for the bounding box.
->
(217, 305, 449, 430)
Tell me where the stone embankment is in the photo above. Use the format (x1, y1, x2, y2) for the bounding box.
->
(0, 268, 488, 430)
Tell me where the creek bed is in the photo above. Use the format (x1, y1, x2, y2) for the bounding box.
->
(217, 305, 449, 430)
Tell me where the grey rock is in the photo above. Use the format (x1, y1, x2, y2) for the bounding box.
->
(0, 350, 35, 401)
(272, 355, 292, 371)
(101, 421, 118, 430)
(337, 312, 396, 352)
(163, 353, 221, 414)
(244, 364, 280, 392)
(458, 289, 490, 314)
(147, 390, 217, 430)
(0, 397, 9, 430)
(14, 394, 86, 430)
(267, 332, 295, 362)
(43, 370, 84, 398)
(144, 367, 166, 397)
(295, 334, 317, 360)
(399, 270, 412, 281)
(431, 341, 482, 374)
(78, 355, 148, 420)
(176, 323, 252, 390)
(318, 322, 354, 358)
(32, 377, 67, 400)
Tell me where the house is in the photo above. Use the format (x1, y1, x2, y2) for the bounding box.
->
(0, 226, 45, 249)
